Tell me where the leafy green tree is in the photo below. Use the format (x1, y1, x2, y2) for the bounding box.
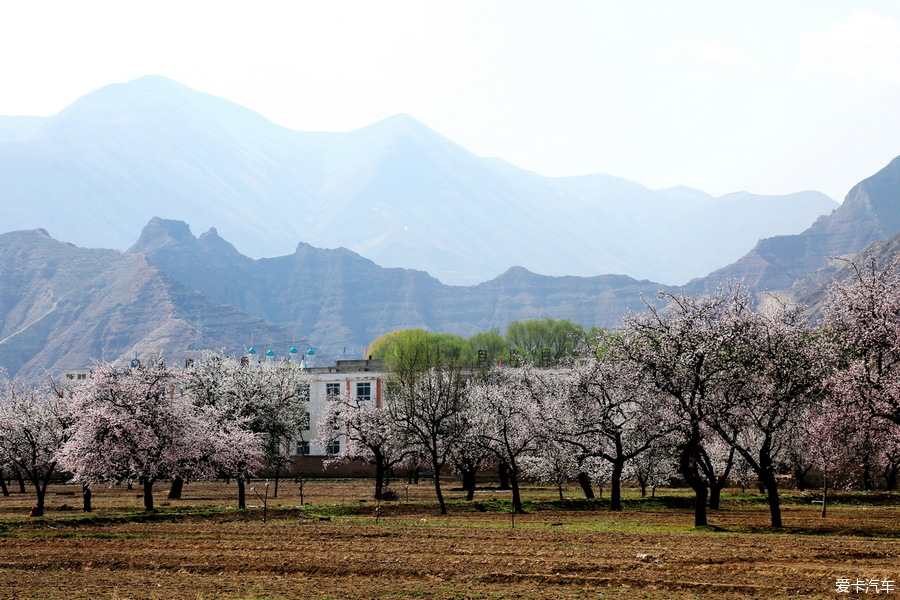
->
(467, 329, 508, 366)
(505, 318, 588, 365)
(371, 329, 477, 367)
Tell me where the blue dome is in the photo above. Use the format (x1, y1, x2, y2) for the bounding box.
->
(248, 346, 257, 354)
(265, 348, 275, 357)
(306, 348, 315, 356)
(290, 346, 298, 354)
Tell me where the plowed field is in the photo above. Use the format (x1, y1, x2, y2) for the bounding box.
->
(0, 480, 896, 599)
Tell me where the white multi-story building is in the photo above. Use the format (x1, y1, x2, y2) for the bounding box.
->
(58, 358, 389, 460)
(300, 358, 385, 457)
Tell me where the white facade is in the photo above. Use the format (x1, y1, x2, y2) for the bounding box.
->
(299, 359, 385, 457)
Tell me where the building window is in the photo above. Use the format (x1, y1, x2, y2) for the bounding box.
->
(326, 383, 341, 398)
(298, 384, 310, 402)
(327, 439, 341, 455)
(299, 412, 310, 431)
(296, 441, 310, 456)
(356, 382, 371, 402)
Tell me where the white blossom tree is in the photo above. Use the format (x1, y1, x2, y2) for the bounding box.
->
(383, 337, 470, 515)
(467, 364, 548, 514)
(551, 352, 674, 511)
(180, 351, 309, 501)
(316, 388, 413, 500)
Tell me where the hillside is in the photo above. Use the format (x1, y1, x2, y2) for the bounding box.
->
(689, 155, 900, 294)
(0, 229, 298, 380)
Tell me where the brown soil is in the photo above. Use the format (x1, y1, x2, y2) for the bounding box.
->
(0, 480, 896, 599)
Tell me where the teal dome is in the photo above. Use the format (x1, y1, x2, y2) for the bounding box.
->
(248, 346, 257, 355)
(266, 348, 275, 357)
(290, 346, 298, 354)
(306, 348, 315, 356)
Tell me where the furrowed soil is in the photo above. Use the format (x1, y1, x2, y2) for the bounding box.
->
(0, 480, 897, 599)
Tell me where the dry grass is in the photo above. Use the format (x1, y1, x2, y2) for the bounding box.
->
(0, 479, 896, 599)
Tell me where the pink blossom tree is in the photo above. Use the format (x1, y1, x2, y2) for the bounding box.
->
(704, 300, 829, 527)
(612, 285, 751, 526)
(823, 255, 900, 488)
(551, 352, 675, 511)
(57, 359, 213, 511)
(0, 378, 69, 517)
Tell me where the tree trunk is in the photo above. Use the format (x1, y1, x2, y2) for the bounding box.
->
(461, 468, 477, 501)
(0, 470, 8, 497)
(374, 458, 386, 500)
(763, 474, 783, 528)
(31, 486, 46, 517)
(708, 479, 723, 510)
(237, 476, 247, 510)
(820, 469, 828, 519)
(82, 483, 92, 512)
(884, 463, 899, 491)
(862, 461, 874, 491)
(577, 471, 595, 499)
(638, 476, 647, 498)
(610, 461, 624, 511)
(432, 458, 447, 515)
(142, 478, 155, 511)
(273, 467, 281, 499)
(168, 476, 184, 500)
(497, 461, 511, 490)
(680, 438, 708, 527)
(16, 471, 25, 493)
(509, 465, 525, 514)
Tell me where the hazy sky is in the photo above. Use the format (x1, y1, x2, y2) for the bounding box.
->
(3, 1, 900, 201)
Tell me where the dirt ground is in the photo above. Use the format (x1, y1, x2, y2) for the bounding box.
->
(0, 479, 896, 600)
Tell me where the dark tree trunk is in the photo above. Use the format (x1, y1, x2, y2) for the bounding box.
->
(577, 471, 595, 499)
(509, 465, 525, 514)
(237, 477, 247, 510)
(884, 463, 899, 491)
(461, 468, 477, 501)
(168, 476, 184, 500)
(497, 461, 511, 490)
(610, 461, 625, 511)
(708, 476, 724, 510)
(16, 471, 25, 493)
(0, 470, 8, 497)
(141, 477, 154, 511)
(273, 467, 281, 499)
(792, 464, 812, 492)
(861, 461, 874, 491)
(431, 458, 447, 515)
(762, 473, 783, 528)
(142, 479, 155, 511)
(680, 436, 708, 527)
(82, 483, 92, 512)
(638, 476, 647, 498)
(374, 457, 386, 500)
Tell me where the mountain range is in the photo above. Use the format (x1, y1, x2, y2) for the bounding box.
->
(4, 76, 900, 381)
(0, 75, 836, 286)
